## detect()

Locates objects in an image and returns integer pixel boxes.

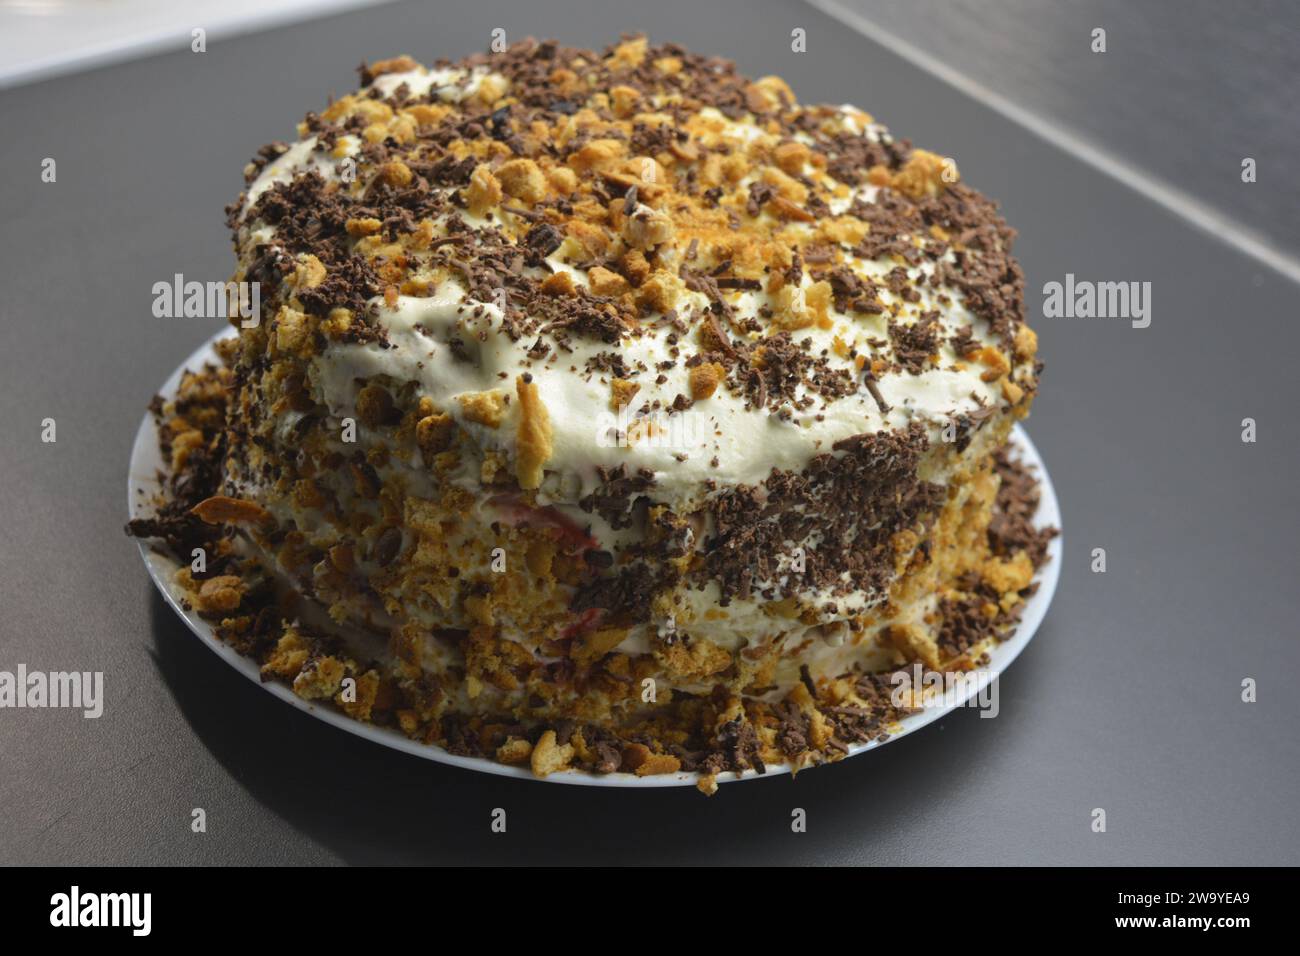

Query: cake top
[229,36,1036,515]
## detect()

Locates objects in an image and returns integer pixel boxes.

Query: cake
[129,36,1052,790]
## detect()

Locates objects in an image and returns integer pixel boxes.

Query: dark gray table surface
[820,0,1300,263]
[2,0,1297,866]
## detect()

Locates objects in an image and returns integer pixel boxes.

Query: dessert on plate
[130,36,1053,790]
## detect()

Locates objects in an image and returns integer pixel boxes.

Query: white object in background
[0,0,398,89]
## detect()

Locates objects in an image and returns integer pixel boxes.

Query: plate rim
[129,330,1062,789]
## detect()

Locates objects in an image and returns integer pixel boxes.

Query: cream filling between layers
[307,272,1005,513]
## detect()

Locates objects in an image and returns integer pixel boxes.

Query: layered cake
[130,37,1052,789]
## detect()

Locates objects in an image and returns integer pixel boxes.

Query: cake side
[130,360,1052,786]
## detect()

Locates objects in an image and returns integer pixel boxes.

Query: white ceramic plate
[130,331,1062,788]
